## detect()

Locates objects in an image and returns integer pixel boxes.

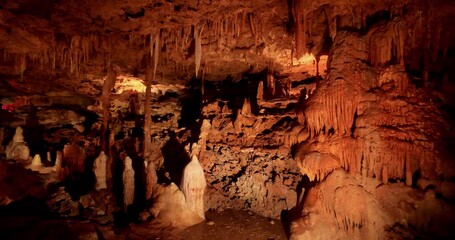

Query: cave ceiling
[0,0,454,95]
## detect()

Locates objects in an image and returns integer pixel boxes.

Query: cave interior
[0,0,455,239]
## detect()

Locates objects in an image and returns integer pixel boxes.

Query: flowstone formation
[287,0,455,239]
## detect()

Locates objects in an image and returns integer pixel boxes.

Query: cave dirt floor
[0,208,287,240]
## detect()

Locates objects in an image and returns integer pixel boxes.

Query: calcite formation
[146,161,158,200]
[30,154,43,170]
[123,156,135,210]
[149,183,198,228]
[180,155,206,221]
[5,127,30,162]
[93,151,107,191]
[53,150,62,173]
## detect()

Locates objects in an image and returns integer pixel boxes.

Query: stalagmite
[180,155,206,221]
[146,162,158,200]
[241,98,252,116]
[54,150,62,172]
[5,126,30,162]
[234,108,243,132]
[123,156,135,210]
[93,151,107,191]
[267,72,275,96]
[31,154,42,167]
[30,154,43,170]
[257,81,264,100]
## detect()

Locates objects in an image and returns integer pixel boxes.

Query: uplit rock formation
[5,127,30,162]
[30,154,42,170]
[146,161,158,200]
[122,156,135,210]
[180,155,206,221]
[53,151,62,173]
[149,183,197,228]
[93,151,107,191]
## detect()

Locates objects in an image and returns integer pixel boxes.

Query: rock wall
[289,2,455,238]
[198,95,303,218]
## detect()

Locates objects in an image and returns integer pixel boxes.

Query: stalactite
[143,67,153,159]
[368,20,405,66]
[153,31,160,81]
[293,0,306,58]
[251,13,258,45]
[297,125,439,184]
[194,25,203,78]
[304,79,359,136]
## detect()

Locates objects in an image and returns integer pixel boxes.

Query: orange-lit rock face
[0,0,454,239]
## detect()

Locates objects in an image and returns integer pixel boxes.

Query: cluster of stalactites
[128,10,262,76]
[4,34,106,78]
[304,79,359,137]
[296,134,438,185]
[368,20,405,66]
[291,0,413,59]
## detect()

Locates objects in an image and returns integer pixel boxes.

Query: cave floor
[178,210,286,240]
[0,209,287,240]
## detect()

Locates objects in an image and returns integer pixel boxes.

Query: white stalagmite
[180,155,206,220]
[123,156,135,210]
[5,126,30,162]
[13,126,24,142]
[93,151,107,191]
[146,161,158,200]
